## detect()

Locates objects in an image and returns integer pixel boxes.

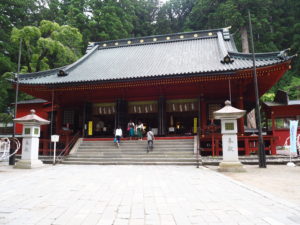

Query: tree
[88,0,135,41]
[131,0,159,37]
[10,20,83,73]
[156,0,196,34]
[186,0,273,53]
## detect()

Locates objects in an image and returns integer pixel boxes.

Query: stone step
[61,161,197,165]
[83,138,194,143]
[62,138,195,165]
[67,154,194,159]
[79,144,194,148]
[77,149,193,153]
[80,142,193,146]
[79,145,193,148]
[70,152,194,157]
[64,157,195,162]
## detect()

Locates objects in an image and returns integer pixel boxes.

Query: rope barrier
[0,138,20,161]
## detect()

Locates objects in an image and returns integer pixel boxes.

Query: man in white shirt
[115,126,122,147]
[147,128,154,152]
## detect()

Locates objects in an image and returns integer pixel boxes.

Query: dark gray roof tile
[17,29,292,86]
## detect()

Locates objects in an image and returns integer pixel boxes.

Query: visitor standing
[127,120,135,140]
[115,126,122,147]
[147,128,154,152]
[137,121,144,140]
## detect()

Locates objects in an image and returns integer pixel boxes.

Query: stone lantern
[213,100,246,172]
[13,109,50,169]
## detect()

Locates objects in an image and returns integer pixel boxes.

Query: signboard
[51,135,60,142]
[166,99,198,112]
[225,122,234,131]
[88,121,93,136]
[93,103,116,115]
[193,117,197,134]
[290,120,298,153]
[128,101,157,114]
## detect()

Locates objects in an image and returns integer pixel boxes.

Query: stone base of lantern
[14,159,44,169]
[218,161,246,172]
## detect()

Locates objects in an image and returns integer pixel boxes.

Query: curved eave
[17,59,291,88]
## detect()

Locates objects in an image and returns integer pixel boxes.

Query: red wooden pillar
[200,98,206,135]
[271,111,276,155]
[270,138,276,155]
[56,107,63,134]
[244,137,250,155]
[271,112,275,133]
[237,96,245,134]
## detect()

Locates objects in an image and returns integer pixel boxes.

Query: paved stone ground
[0,164,300,225]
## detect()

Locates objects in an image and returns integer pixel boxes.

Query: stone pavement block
[145,214,160,224]
[96,219,115,225]
[65,213,88,225]
[189,215,208,225]
[117,213,130,219]
[262,217,287,225]
[81,213,102,225]
[160,215,176,225]
[129,218,144,225]
[113,218,129,225]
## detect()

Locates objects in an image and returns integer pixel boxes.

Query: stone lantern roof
[213,100,246,119]
[13,109,50,125]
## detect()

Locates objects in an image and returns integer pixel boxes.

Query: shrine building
[13,28,294,155]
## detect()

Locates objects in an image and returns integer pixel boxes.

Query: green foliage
[10,20,82,73]
[155,0,195,34]
[0,72,13,113]
[0,19,83,115]
[0,113,12,126]
[260,93,275,102]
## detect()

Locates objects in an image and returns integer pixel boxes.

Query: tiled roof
[12,99,47,105]
[264,100,300,107]
[17,28,293,85]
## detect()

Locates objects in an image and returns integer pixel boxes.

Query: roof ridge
[95,28,224,44]
[97,35,216,51]
[92,29,225,49]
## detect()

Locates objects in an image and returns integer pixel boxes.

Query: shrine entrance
[127,101,159,135]
[91,102,116,137]
[88,98,202,137]
[165,99,199,136]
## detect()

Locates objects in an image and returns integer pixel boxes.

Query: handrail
[55,131,80,164]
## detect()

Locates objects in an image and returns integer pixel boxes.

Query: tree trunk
[36,49,48,72]
[240,26,249,53]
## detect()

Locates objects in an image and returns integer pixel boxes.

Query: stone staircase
[61,138,196,165]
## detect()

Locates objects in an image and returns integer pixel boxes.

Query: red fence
[200,135,276,156]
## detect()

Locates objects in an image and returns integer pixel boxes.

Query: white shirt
[147,131,154,141]
[115,128,122,136]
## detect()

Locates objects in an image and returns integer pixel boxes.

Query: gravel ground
[207,164,300,205]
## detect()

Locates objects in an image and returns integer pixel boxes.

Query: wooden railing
[55,131,81,163]
[0,127,13,135]
[200,134,276,156]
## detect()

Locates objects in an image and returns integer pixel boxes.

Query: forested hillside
[0,0,299,120]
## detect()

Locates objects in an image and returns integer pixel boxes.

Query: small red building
[263,90,300,151]
[12,28,294,155]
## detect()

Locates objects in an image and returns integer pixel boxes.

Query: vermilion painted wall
[15,103,49,135]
